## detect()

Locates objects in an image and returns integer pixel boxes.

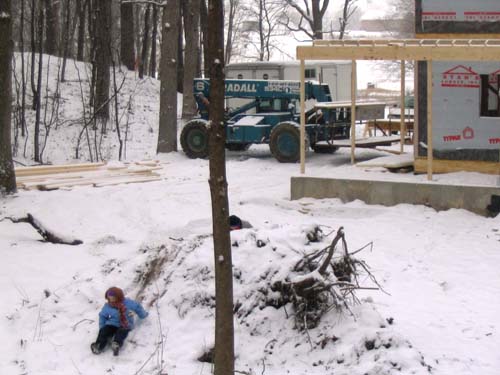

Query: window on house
[305,68,316,79]
[480,74,500,117]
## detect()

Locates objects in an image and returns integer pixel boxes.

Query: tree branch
[318,227,343,275]
[285,0,313,24]
[319,0,329,17]
[2,214,83,245]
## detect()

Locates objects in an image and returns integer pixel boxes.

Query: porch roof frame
[296,39,500,180]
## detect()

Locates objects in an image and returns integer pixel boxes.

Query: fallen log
[3,214,83,245]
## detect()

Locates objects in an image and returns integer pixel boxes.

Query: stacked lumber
[15,161,162,191]
[356,154,414,171]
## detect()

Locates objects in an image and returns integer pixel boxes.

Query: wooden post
[400,60,406,153]
[350,60,357,164]
[414,60,419,159]
[427,61,433,181]
[300,59,306,174]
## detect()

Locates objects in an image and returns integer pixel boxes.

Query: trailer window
[480,74,500,117]
[305,69,316,79]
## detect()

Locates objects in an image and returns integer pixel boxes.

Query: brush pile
[272,227,382,330]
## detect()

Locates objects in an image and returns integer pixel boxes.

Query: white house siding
[432,61,500,151]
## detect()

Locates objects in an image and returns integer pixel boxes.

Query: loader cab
[257,98,291,113]
[311,83,333,102]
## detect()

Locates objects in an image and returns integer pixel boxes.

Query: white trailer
[225,61,352,101]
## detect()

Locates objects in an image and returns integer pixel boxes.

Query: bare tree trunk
[157,2,179,153]
[92,0,111,128]
[311,0,328,40]
[76,0,86,61]
[30,0,37,109]
[224,0,236,65]
[258,0,264,61]
[338,0,357,40]
[86,0,93,61]
[182,0,199,119]
[149,4,158,77]
[284,0,329,40]
[34,5,44,162]
[250,0,283,62]
[111,59,124,160]
[139,4,151,79]
[120,1,135,70]
[43,0,60,55]
[60,0,73,82]
[0,0,17,193]
[19,0,27,137]
[199,0,209,76]
[177,9,184,93]
[207,0,235,374]
[133,4,141,69]
[67,1,80,59]
[263,0,273,61]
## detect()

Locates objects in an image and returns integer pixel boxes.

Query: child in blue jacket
[91,287,148,356]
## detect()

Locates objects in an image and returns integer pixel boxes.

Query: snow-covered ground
[2,150,500,375]
[1,55,500,375]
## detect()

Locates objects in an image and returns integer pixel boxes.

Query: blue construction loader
[180,78,352,162]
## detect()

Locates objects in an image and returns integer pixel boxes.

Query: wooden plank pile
[15,161,163,191]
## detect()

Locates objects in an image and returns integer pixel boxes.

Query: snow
[1,54,500,375]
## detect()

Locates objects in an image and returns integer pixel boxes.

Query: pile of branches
[272,227,382,331]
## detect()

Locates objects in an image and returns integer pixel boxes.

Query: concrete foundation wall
[291,177,500,216]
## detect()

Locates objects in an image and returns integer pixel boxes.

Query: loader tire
[269,122,308,163]
[181,120,209,159]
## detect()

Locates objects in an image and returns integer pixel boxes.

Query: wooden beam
[414,158,500,175]
[295,38,500,174]
[134,160,160,166]
[16,166,159,185]
[414,61,419,158]
[312,39,500,46]
[427,62,433,181]
[333,135,408,148]
[300,59,306,174]
[17,170,158,189]
[24,173,161,190]
[297,40,500,61]
[95,176,162,187]
[15,162,106,177]
[351,60,357,164]
[416,33,500,40]
[400,60,405,154]
[16,161,163,190]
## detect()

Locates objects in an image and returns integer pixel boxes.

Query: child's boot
[111,341,120,356]
[90,342,101,354]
